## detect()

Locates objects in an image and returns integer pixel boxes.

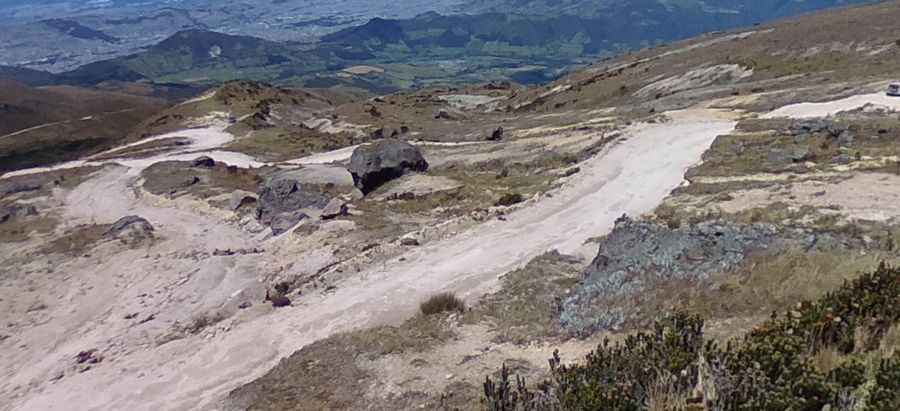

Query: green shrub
[482,263,900,410]
[420,292,466,316]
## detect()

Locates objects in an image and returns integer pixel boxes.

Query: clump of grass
[495,193,525,207]
[420,292,466,316]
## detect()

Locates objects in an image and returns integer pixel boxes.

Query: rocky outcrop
[320,198,348,220]
[0,203,38,224]
[256,171,330,235]
[348,139,429,194]
[229,190,258,211]
[106,216,154,243]
[192,156,216,168]
[559,215,855,335]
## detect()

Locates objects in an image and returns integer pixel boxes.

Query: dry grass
[0,215,58,243]
[420,292,465,316]
[39,223,109,255]
[674,248,895,321]
[646,372,690,411]
[228,314,454,411]
[463,251,582,344]
[811,346,848,375]
[183,310,228,335]
[224,126,360,163]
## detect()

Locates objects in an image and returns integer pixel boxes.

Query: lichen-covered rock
[559,215,854,335]
[106,216,154,243]
[256,173,328,235]
[348,139,429,194]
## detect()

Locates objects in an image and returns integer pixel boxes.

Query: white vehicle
[888,82,900,97]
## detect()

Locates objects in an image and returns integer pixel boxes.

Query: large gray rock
[348,139,429,194]
[106,216,154,243]
[256,171,330,235]
[559,215,859,336]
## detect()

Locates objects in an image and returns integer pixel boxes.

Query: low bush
[483,263,900,410]
[421,292,466,316]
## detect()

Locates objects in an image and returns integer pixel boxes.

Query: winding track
[4,109,737,411]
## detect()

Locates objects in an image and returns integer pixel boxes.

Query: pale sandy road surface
[2,108,737,411]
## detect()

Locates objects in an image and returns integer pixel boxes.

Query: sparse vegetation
[495,193,525,207]
[484,263,900,411]
[420,292,466,316]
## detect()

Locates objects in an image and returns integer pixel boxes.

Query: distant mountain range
[0,0,881,92]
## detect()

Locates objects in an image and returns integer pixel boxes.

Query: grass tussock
[420,292,466,316]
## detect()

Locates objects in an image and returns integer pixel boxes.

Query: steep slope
[0,65,61,86]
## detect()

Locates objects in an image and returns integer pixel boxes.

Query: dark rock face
[560,215,855,335]
[348,139,428,194]
[192,156,216,168]
[487,126,504,141]
[256,173,329,235]
[0,204,38,224]
[106,216,154,243]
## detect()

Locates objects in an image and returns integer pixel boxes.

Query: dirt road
[3,109,736,411]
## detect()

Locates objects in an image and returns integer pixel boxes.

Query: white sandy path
[10,110,735,411]
[763,92,900,119]
[1,122,262,178]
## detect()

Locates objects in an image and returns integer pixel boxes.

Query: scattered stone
[320,198,348,220]
[400,235,420,246]
[270,212,309,236]
[832,154,851,165]
[562,167,581,177]
[75,349,102,365]
[788,119,846,138]
[348,139,429,194]
[266,290,291,308]
[434,108,463,120]
[487,126,504,141]
[837,131,855,146]
[26,302,47,313]
[228,190,258,211]
[495,193,525,207]
[192,156,216,168]
[212,248,264,256]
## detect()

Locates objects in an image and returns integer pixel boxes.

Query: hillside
[4,1,900,411]
[0,81,170,172]
[25,0,879,93]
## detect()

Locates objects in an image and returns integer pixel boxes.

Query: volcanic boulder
[106,216,154,243]
[348,139,428,194]
[256,172,330,235]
